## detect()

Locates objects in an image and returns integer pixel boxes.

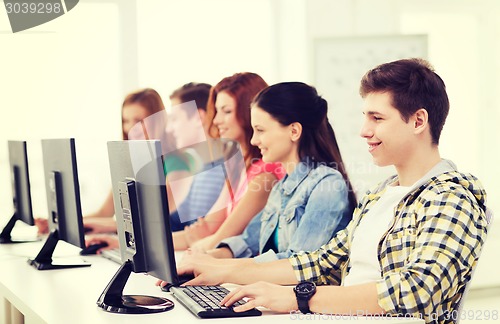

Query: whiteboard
[313,35,427,196]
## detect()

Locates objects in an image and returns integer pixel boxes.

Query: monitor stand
[97,260,174,314]
[0,213,37,244]
[27,229,90,270]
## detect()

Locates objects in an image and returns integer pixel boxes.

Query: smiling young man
[173,58,489,324]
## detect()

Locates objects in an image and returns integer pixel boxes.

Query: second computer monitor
[28,138,89,270]
[42,138,86,248]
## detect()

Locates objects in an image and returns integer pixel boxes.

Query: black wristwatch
[294,281,316,314]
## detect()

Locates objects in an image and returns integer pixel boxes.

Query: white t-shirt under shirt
[342,184,412,286]
[342,159,458,287]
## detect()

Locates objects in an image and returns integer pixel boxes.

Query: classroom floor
[460,287,500,323]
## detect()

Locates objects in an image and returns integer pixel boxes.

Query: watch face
[295,282,316,295]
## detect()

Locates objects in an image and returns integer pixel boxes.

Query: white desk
[0,240,424,324]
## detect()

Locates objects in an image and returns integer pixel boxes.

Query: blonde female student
[173,73,285,250]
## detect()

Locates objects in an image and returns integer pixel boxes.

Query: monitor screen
[0,141,35,243]
[108,139,176,280]
[42,138,86,248]
[9,140,34,226]
[98,139,243,314]
[97,140,176,314]
[106,138,243,280]
[99,139,261,318]
[28,138,89,270]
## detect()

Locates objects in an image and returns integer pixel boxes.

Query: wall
[0,0,275,220]
[0,1,126,220]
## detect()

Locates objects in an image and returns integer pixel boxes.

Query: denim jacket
[218,160,353,262]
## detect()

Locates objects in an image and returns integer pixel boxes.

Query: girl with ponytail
[197,82,355,262]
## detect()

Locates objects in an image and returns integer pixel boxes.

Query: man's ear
[413,108,428,135]
[290,122,303,142]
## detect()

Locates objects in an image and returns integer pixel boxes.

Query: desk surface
[0,239,424,324]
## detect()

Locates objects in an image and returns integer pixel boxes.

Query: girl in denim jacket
[207,82,357,262]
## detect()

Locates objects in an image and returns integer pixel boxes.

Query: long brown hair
[205,73,268,165]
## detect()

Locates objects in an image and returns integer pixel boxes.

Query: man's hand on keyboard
[221,281,297,313]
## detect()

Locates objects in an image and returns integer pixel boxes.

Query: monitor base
[97,260,174,314]
[1,237,36,244]
[28,229,90,270]
[0,212,36,244]
[98,295,174,314]
[0,236,40,244]
[27,258,90,270]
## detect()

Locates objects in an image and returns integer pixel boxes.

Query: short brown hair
[359,58,449,145]
[169,82,212,117]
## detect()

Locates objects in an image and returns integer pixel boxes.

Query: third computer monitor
[107,139,176,280]
[0,140,35,243]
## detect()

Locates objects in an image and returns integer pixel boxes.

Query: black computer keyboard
[170,285,262,318]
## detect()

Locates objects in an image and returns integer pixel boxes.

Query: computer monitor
[28,138,90,270]
[98,140,259,318]
[0,141,35,244]
[97,140,176,314]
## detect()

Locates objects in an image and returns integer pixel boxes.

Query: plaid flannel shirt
[289,171,488,324]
